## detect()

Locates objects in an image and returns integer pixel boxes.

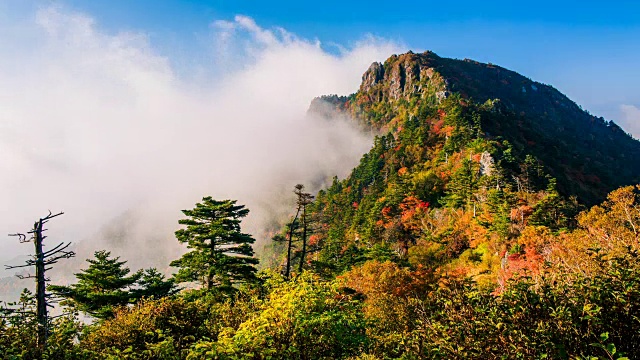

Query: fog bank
[0,6,402,274]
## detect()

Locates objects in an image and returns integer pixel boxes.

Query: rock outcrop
[359,51,447,102]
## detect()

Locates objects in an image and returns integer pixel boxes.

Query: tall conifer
[170,197,258,291]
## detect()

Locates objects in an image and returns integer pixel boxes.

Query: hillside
[310,51,640,206]
[303,51,640,283]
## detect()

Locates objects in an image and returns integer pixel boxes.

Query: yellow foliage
[549,184,640,274]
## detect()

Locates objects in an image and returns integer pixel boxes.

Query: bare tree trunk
[33,219,47,352]
[293,184,314,276]
[298,206,307,274]
[285,209,300,279]
[7,211,74,358]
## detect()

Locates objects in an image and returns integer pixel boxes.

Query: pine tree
[170,197,259,292]
[131,268,178,300]
[445,158,479,208]
[50,250,142,320]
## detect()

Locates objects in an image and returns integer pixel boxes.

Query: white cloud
[0,5,401,278]
[620,104,640,139]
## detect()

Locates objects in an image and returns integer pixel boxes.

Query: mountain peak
[360,51,448,102]
[358,51,581,121]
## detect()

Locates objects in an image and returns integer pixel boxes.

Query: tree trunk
[208,238,215,289]
[34,219,47,354]
[298,206,307,274]
[285,209,300,279]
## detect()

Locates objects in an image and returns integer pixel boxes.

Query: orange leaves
[400,195,429,211]
[510,205,533,224]
[399,196,430,233]
[377,196,431,235]
[544,184,640,275]
[381,206,393,218]
[518,226,554,254]
[432,118,445,134]
[308,234,320,247]
[378,206,394,230]
[340,260,431,301]
[441,125,455,137]
[578,184,640,250]
[398,167,409,176]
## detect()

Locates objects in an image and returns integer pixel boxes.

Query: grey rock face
[361,62,384,92]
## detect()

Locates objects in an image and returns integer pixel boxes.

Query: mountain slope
[311,51,640,206]
[303,51,640,280]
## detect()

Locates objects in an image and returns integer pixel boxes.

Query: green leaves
[588,333,629,360]
[189,273,369,359]
[50,250,142,320]
[171,197,259,292]
[50,251,175,320]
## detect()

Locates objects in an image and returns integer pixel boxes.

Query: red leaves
[308,234,320,247]
[400,196,429,213]
[497,245,544,292]
[432,118,444,134]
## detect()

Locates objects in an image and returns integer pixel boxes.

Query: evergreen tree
[132,268,178,300]
[529,179,581,230]
[0,289,39,358]
[170,197,259,292]
[444,158,479,208]
[50,250,142,320]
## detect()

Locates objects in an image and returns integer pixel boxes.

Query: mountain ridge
[310,50,640,206]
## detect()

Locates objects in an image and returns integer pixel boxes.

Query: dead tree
[295,184,314,274]
[6,211,75,354]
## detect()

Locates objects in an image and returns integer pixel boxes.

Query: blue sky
[52,0,640,122]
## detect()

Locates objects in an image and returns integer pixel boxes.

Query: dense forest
[2,51,640,359]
